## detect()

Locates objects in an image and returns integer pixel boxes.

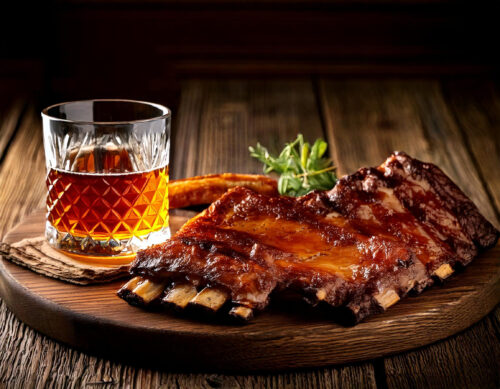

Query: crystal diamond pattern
[46,167,169,244]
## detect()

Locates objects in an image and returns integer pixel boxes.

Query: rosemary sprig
[249,134,337,197]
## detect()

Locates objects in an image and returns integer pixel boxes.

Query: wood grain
[172,79,325,178]
[383,315,500,389]
[1,210,499,372]
[443,80,500,220]
[0,99,24,162]
[0,106,46,239]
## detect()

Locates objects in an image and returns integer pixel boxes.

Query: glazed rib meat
[118,152,499,323]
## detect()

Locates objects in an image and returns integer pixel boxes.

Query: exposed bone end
[188,287,229,313]
[119,276,144,292]
[117,276,167,306]
[316,288,327,301]
[229,306,254,322]
[374,289,400,310]
[132,279,168,304]
[162,283,198,310]
[117,276,146,305]
[433,263,454,280]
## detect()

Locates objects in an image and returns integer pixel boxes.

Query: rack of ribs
[118,152,499,323]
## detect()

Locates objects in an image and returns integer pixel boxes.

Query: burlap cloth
[0,237,129,285]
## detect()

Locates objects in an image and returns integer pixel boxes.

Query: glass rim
[41,99,171,125]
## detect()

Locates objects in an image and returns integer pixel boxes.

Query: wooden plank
[0,105,49,387]
[442,80,500,222]
[319,80,431,174]
[172,79,325,179]
[383,315,500,388]
[319,78,500,389]
[0,106,46,239]
[0,99,24,162]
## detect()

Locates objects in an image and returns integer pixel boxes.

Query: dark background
[1,0,499,111]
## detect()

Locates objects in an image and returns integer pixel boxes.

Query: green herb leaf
[249,134,337,196]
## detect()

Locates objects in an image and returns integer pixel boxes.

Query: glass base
[45,221,171,260]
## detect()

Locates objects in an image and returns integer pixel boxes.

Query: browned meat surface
[168,173,278,209]
[119,152,499,323]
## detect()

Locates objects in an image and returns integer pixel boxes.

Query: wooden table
[0,79,499,388]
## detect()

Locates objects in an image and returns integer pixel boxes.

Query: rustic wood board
[0,209,499,372]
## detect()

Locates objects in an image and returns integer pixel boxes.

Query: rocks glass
[42,99,171,262]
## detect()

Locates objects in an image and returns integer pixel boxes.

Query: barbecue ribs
[118,152,499,323]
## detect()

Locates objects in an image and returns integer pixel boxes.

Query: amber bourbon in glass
[42,100,171,261]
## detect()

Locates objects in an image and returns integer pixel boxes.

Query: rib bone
[229,306,254,321]
[117,276,145,304]
[433,263,454,280]
[188,287,229,313]
[316,288,327,301]
[117,277,167,306]
[374,289,400,310]
[131,279,168,304]
[120,276,144,291]
[162,283,198,309]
